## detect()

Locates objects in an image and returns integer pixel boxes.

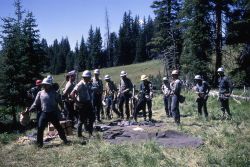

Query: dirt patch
[102,121,203,148]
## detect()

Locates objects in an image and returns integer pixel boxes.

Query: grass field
[0,60,250,167]
[53,60,164,88]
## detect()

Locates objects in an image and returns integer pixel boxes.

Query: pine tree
[78,36,88,71]
[180,0,212,80]
[92,27,103,68]
[109,32,119,66]
[150,0,182,76]
[87,26,94,69]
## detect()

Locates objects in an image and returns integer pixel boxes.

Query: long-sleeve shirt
[218,76,233,95]
[119,77,133,93]
[29,89,60,113]
[104,81,118,97]
[196,81,210,94]
[140,81,152,96]
[170,79,182,96]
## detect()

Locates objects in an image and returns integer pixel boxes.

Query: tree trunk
[214,1,222,86]
[11,106,18,130]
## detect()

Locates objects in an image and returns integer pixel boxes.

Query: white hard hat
[42,77,53,85]
[171,70,179,75]
[46,75,54,81]
[82,70,91,78]
[67,70,76,76]
[217,67,224,72]
[163,77,168,81]
[141,74,148,81]
[94,69,100,74]
[120,71,127,77]
[194,75,202,80]
[104,75,111,80]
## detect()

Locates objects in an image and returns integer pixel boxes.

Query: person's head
[171,70,179,80]
[67,70,76,82]
[94,69,100,79]
[162,77,168,84]
[104,75,111,82]
[217,67,224,77]
[141,74,148,83]
[120,71,127,78]
[41,77,53,92]
[82,70,92,83]
[35,80,42,87]
[194,75,202,84]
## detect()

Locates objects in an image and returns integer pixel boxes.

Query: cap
[163,77,168,81]
[104,75,111,80]
[36,80,42,86]
[217,67,224,72]
[94,69,100,74]
[171,70,179,75]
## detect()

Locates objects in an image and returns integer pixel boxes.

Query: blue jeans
[164,96,172,117]
[171,95,180,123]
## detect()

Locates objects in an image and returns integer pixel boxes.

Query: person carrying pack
[161,77,172,117]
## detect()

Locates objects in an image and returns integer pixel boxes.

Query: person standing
[104,75,120,119]
[92,69,103,122]
[170,70,182,125]
[134,75,153,122]
[27,80,42,122]
[194,75,210,118]
[161,77,172,117]
[217,67,233,119]
[118,71,133,120]
[28,76,69,147]
[63,70,77,127]
[71,70,95,137]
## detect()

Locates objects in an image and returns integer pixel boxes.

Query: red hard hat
[36,80,42,86]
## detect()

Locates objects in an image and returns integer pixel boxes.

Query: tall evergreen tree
[92,27,103,68]
[180,0,212,80]
[78,36,88,71]
[150,0,182,75]
[109,32,119,66]
[87,26,94,69]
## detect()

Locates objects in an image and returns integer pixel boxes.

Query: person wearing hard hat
[104,75,120,119]
[170,70,182,125]
[194,75,210,118]
[28,76,69,147]
[70,70,95,138]
[217,67,233,119]
[63,70,77,127]
[134,75,153,122]
[161,77,172,117]
[118,71,133,120]
[91,69,103,122]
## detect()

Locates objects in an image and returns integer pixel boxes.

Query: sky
[0,0,155,49]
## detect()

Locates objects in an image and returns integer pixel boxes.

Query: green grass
[53,60,164,88]
[1,60,250,167]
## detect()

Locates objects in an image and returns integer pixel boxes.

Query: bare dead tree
[105,8,111,67]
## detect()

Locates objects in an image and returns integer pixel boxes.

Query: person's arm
[29,91,41,112]
[70,82,80,102]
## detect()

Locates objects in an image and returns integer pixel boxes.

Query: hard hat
[67,70,76,76]
[94,69,100,74]
[194,75,202,80]
[163,77,168,81]
[217,67,224,72]
[141,74,148,81]
[120,71,127,77]
[171,70,179,75]
[36,80,42,86]
[104,75,111,80]
[82,70,91,78]
[42,77,53,85]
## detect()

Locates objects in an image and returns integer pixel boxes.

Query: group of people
[26,66,233,147]
[161,67,233,123]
